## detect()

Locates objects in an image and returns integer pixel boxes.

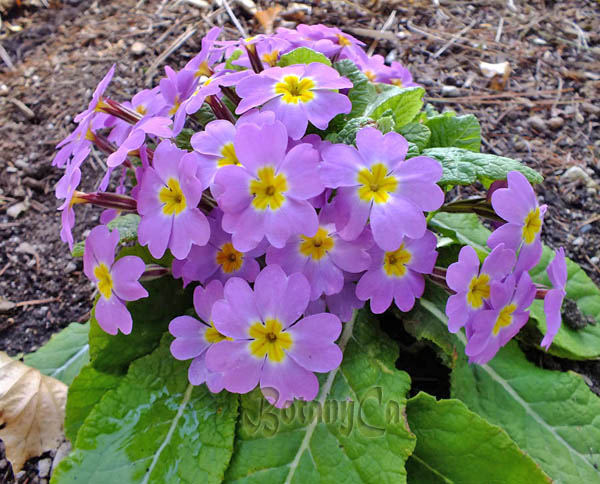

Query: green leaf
[406,392,551,484]
[365,86,425,128]
[278,47,332,67]
[52,336,239,484]
[64,364,123,442]
[225,49,244,71]
[430,212,600,359]
[409,292,600,484]
[396,122,431,151]
[24,322,89,385]
[335,116,374,145]
[224,311,416,483]
[377,114,395,134]
[422,147,543,188]
[89,277,192,374]
[425,112,481,152]
[71,214,141,257]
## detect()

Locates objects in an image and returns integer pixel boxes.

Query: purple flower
[466,272,536,364]
[205,265,342,408]
[183,70,250,116]
[169,280,228,392]
[213,120,322,252]
[159,66,197,135]
[306,276,364,323]
[235,64,352,139]
[488,171,547,271]
[445,244,516,333]
[184,26,223,77]
[321,126,444,250]
[83,225,148,335]
[266,215,372,300]
[73,64,115,124]
[177,211,263,285]
[356,230,438,313]
[137,140,210,259]
[541,247,567,350]
[351,49,418,88]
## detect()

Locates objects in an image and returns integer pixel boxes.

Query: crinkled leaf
[327,59,375,132]
[377,114,395,134]
[406,392,551,483]
[407,142,420,158]
[225,49,244,71]
[89,277,192,374]
[397,122,431,151]
[64,364,123,443]
[365,86,425,128]
[335,116,374,145]
[224,310,416,483]
[24,322,89,385]
[71,214,141,257]
[406,290,600,484]
[423,147,543,188]
[194,102,218,127]
[430,212,600,359]
[425,112,481,152]
[174,127,194,151]
[278,47,332,67]
[0,352,67,472]
[51,336,239,484]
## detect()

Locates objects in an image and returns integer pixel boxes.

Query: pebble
[527,115,546,131]
[548,116,565,129]
[561,166,596,187]
[38,457,52,478]
[581,102,600,116]
[131,41,147,55]
[65,262,77,274]
[573,236,584,246]
[591,256,599,265]
[441,85,460,97]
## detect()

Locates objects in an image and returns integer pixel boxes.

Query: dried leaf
[255,5,282,34]
[0,352,67,472]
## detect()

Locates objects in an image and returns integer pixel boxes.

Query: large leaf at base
[423,147,543,187]
[89,277,192,374]
[429,212,600,359]
[405,392,550,483]
[0,353,67,472]
[51,336,239,484]
[405,289,600,484]
[64,364,123,442]
[365,86,425,128]
[224,311,416,483]
[278,47,331,67]
[424,112,481,152]
[24,322,89,385]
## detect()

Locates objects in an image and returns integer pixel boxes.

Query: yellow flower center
[94,263,113,300]
[195,60,212,78]
[159,178,187,216]
[262,50,280,67]
[135,105,147,116]
[357,163,398,204]
[336,34,352,47]
[383,244,412,277]
[390,78,404,87]
[274,75,315,104]
[299,227,335,260]
[364,70,376,82]
[522,207,542,245]
[205,321,231,344]
[492,304,517,336]
[466,273,491,309]
[168,96,181,116]
[218,142,239,167]
[249,319,293,363]
[215,242,244,273]
[249,166,288,211]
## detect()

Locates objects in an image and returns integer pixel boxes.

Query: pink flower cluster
[54,24,564,406]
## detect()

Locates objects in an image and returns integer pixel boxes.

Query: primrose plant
[42,23,600,484]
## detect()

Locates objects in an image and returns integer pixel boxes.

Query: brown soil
[0,0,598,481]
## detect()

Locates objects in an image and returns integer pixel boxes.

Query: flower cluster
[54,24,565,407]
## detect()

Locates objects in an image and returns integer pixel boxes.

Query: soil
[0,0,598,481]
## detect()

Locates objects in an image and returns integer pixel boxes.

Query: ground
[0,0,598,482]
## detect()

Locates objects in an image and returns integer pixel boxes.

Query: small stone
[532,37,547,45]
[441,85,460,97]
[591,256,599,265]
[572,236,584,246]
[65,261,77,273]
[527,115,546,131]
[131,41,147,55]
[548,116,564,129]
[16,242,37,256]
[581,102,600,116]
[38,458,52,478]
[7,200,30,218]
[575,112,584,124]
[561,166,596,187]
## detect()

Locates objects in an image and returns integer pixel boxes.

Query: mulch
[0,0,598,481]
